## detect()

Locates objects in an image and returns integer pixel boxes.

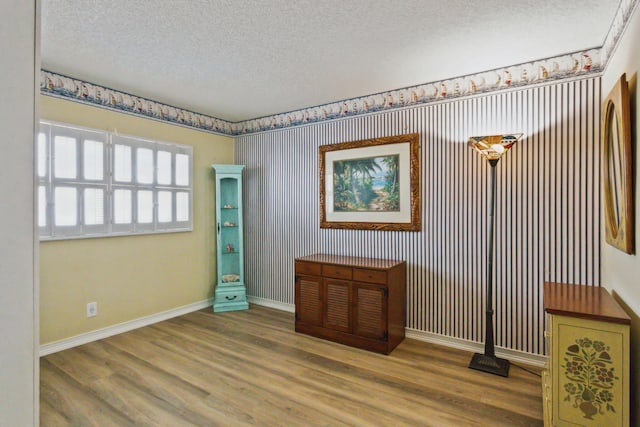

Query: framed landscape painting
[319,133,420,231]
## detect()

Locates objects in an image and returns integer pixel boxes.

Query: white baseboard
[39,298,213,356]
[40,295,546,368]
[405,328,547,367]
[248,295,295,313]
[248,298,546,367]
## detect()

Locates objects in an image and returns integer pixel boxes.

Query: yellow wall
[601,6,640,425]
[39,96,234,344]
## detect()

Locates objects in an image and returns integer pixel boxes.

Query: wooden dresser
[294,254,406,354]
[543,282,630,427]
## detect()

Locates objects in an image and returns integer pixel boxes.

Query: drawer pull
[225,295,237,301]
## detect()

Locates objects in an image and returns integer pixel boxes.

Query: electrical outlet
[86,302,97,318]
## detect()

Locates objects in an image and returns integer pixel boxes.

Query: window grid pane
[175,153,189,186]
[84,188,105,225]
[114,144,132,182]
[114,189,132,224]
[38,133,47,178]
[136,147,154,184]
[54,187,77,226]
[54,136,77,179]
[84,140,104,180]
[157,151,172,185]
[176,192,189,222]
[38,186,47,227]
[137,190,153,224]
[158,191,172,223]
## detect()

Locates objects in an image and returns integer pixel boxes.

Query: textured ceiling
[41,0,620,122]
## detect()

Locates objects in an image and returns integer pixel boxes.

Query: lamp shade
[468,134,523,160]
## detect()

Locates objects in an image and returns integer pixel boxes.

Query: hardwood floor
[40,305,543,426]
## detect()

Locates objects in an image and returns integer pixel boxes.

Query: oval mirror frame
[602,73,634,254]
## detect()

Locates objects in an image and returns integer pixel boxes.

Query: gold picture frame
[319,133,420,231]
[602,73,634,254]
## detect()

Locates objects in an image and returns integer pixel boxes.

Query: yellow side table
[543,282,630,427]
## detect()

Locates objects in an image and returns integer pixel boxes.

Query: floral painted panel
[556,323,626,427]
[562,338,618,420]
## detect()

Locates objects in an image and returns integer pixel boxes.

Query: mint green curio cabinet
[212,164,248,312]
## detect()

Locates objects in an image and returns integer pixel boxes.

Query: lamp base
[468,353,510,377]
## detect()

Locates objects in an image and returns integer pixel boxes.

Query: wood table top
[296,253,405,269]
[543,282,630,324]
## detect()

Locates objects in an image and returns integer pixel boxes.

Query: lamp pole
[485,158,498,358]
[468,157,510,377]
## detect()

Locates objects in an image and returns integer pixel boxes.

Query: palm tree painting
[333,155,400,212]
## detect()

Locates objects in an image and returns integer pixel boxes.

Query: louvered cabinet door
[323,279,352,333]
[353,283,387,340]
[295,275,322,326]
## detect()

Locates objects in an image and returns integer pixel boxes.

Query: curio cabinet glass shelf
[212,164,248,312]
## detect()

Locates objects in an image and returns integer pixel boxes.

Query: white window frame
[38,120,193,240]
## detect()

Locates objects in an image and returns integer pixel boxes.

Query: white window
[38,121,193,240]
[41,124,107,237]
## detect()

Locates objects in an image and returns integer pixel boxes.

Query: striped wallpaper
[235,77,601,355]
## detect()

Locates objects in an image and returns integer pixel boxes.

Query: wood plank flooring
[40,305,543,426]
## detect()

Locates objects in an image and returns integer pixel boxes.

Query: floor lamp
[468,134,523,377]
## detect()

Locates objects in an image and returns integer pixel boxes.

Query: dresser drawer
[295,261,321,276]
[322,264,352,280]
[215,286,247,304]
[353,268,387,284]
